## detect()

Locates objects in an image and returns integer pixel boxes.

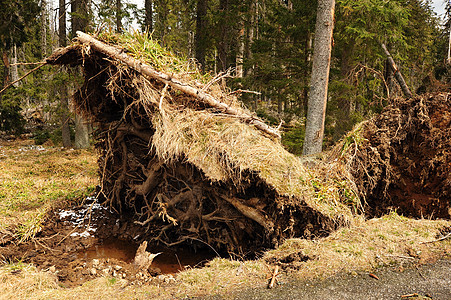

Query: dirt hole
[0,198,217,287]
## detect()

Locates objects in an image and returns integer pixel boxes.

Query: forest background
[0,0,450,154]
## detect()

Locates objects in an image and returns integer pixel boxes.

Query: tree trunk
[195,0,207,70]
[116,0,122,33]
[10,45,19,87]
[59,0,71,148]
[448,21,451,64]
[41,0,47,57]
[303,0,335,155]
[71,0,90,148]
[236,24,245,78]
[245,0,256,77]
[217,0,229,72]
[2,51,10,88]
[74,114,89,149]
[144,0,153,32]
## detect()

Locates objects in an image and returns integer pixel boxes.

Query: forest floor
[0,138,450,299]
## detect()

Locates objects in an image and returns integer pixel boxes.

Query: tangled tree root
[343,93,450,218]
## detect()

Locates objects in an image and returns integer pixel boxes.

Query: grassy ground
[0,139,97,242]
[0,139,450,299]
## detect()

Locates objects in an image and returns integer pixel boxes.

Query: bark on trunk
[59,0,71,148]
[41,0,47,57]
[236,25,245,78]
[217,0,230,71]
[2,51,10,87]
[74,31,280,139]
[144,0,153,32]
[72,0,90,148]
[303,0,335,155]
[116,0,122,33]
[75,114,89,149]
[195,0,207,70]
[10,45,19,87]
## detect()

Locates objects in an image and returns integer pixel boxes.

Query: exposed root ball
[345,93,450,218]
[47,33,343,255]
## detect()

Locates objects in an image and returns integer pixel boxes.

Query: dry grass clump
[101,33,357,222]
[265,212,451,280]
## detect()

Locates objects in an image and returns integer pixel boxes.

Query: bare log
[75,31,281,139]
[381,43,413,98]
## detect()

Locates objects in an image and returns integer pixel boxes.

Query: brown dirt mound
[345,93,450,218]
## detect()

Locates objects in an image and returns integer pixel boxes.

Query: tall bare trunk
[2,51,10,88]
[448,26,451,64]
[59,0,72,148]
[195,0,207,70]
[41,0,47,57]
[71,0,90,148]
[10,45,19,87]
[236,25,245,78]
[74,114,89,148]
[245,0,256,77]
[303,0,335,155]
[144,0,153,32]
[217,0,229,72]
[116,0,122,32]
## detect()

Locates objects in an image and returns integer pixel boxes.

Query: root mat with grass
[47,31,351,254]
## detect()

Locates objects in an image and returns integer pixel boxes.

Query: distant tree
[116,0,122,32]
[59,0,72,147]
[303,0,335,155]
[0,0,40,134]
[144,0,153,32]
[72,0,90,149]
[446,0,451,63]
[195,0,208,70]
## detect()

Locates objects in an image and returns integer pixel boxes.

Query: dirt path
[212,259,451,300]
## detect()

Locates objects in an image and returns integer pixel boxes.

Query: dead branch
[267,265,279,289]
[381,43,412,98]
[0,62,47,95]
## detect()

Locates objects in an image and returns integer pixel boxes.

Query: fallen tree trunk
[76,31,280,139]
[381,43,413,98]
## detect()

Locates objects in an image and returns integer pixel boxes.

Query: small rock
[92,259,100,267]
[164,274,176,283]
[102,268,110,275]
[114,265,122,271]
[49,266,56,273]
[157,275,165,281]
[122,273,126,278]
[112,270,117,277]
[90,268,97,275]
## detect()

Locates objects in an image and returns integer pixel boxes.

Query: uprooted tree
[47,31,450,254]
[47,31,351,254]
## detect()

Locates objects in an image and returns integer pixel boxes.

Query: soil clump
[341,93,450,218]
